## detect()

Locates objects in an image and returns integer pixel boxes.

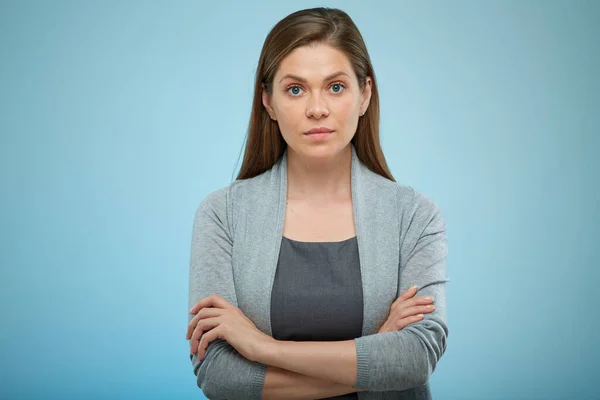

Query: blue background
[1,1,598,399]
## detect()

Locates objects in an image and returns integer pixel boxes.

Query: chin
[296,140,348,160]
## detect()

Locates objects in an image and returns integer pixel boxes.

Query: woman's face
[263,43,372,161]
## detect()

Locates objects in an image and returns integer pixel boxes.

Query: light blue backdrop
[1,1,598,399]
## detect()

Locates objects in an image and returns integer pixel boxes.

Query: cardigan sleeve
[353,188,449,391]
[187,187,268,400]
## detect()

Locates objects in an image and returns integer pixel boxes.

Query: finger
[189,293,233,314]
[189,293,222,314]
[198,326,221,360]
[390,285,418,309]
[395,296,433,309]
[414,295,434,304]
[396,304,435,320]
[191,317,220,353]
[394,314,424,330]
[396,296,434,311]
[187,308,222,340]
[399,285,418,299]
[190,317,220,354]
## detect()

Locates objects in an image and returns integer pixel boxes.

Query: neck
[286,145,352,202]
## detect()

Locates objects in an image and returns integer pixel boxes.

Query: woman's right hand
[377,285,435,333]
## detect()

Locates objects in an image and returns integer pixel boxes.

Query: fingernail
[411,285,418,290]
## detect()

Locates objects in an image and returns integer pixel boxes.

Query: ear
[262,84,276,120]
[360,76,372,115]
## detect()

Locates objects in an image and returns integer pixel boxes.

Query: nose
[305,91,329,119]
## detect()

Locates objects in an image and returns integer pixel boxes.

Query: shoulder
[192,186,230,234]
[395,184,442,217]
[393,183,446,238]
[193,167,276,225]
[360,165,442,218]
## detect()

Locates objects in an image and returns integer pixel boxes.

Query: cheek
[277,101,299,116]
[272,102,300,139]
[276,102,303,129]
[334,97,360,121]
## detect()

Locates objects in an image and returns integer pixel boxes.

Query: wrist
[254,336,281,365]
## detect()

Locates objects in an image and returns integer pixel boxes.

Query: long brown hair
[235,7,395,182]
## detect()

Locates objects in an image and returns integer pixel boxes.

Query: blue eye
[288,86,303,96]
[330,83,345,93]
[286,82,345,97]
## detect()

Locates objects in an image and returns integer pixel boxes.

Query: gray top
[271,235,363,400]
[188,144,450,400]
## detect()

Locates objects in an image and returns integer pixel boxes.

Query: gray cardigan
[188,144,450,400]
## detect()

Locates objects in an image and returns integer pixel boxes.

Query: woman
[186,7,449,400]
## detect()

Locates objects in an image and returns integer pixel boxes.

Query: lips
[305,127,334,135]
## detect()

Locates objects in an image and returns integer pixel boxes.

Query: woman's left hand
[186,294,276,362]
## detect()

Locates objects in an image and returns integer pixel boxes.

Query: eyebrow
[278,71,350,84]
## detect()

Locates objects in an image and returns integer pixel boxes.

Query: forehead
[275,44,354,81]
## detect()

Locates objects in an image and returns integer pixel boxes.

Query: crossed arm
[188,188,448,399]
[263,363,361,400]
[260,340,362,399]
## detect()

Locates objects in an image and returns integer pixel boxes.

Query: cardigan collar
[236,143,400,338]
